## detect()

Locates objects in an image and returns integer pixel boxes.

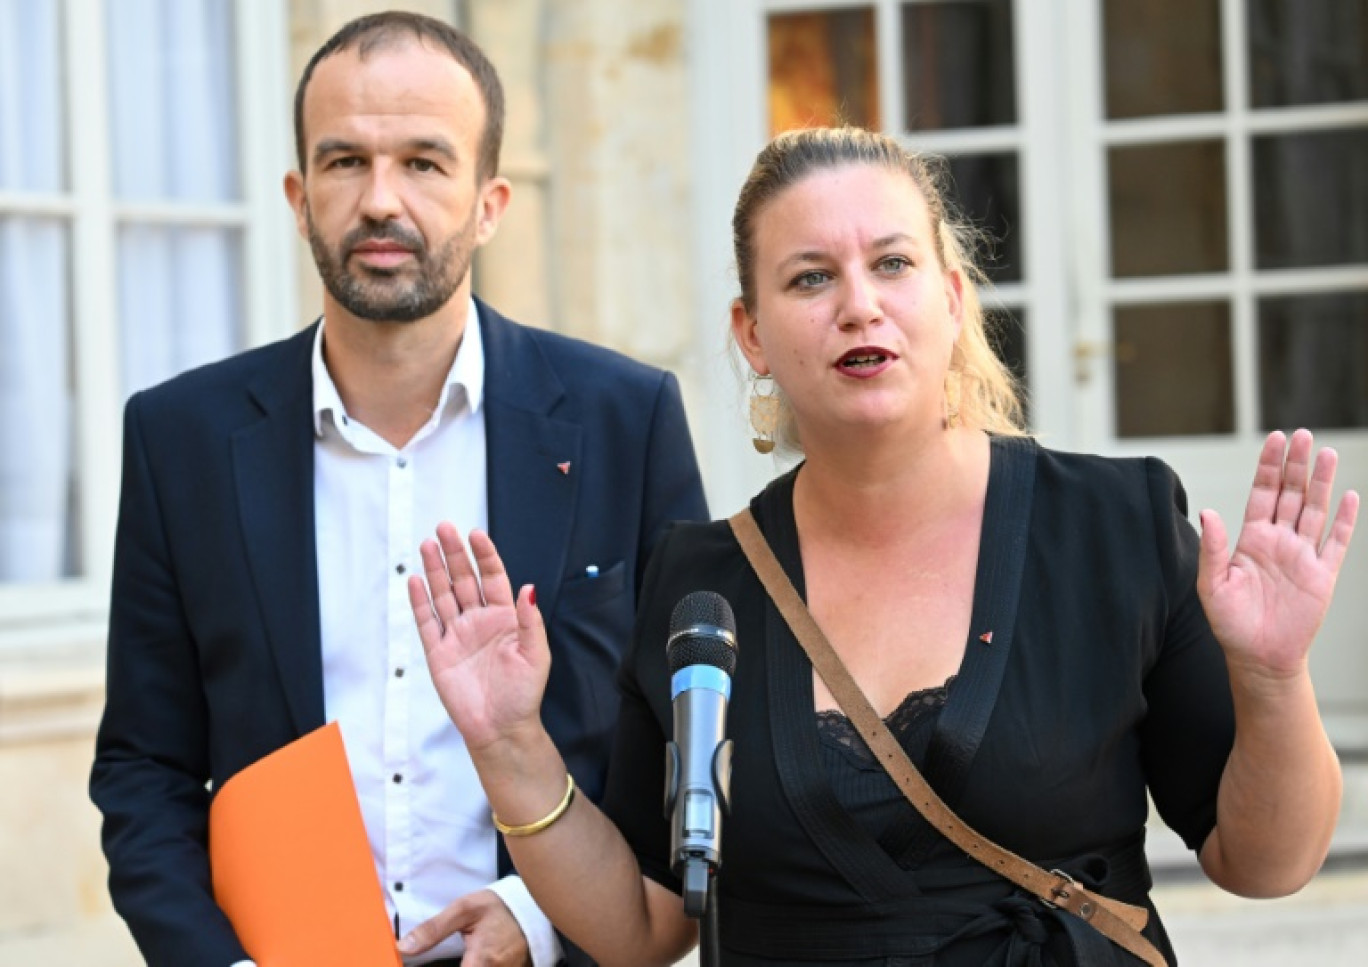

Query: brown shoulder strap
[728,507,1165,967]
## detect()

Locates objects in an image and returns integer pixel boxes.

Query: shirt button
[393,773,403,784]
[396,456,408,468]
[394,881,404,892]
[395,563,407,575]
[395,667,405,678]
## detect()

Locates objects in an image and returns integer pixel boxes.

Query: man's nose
[359,162,404,220]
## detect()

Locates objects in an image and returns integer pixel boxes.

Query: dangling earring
[943,357,964,430]
[749,374,780,454]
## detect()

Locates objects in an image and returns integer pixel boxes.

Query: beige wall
[539,0,695,369]
[0,652,141,964]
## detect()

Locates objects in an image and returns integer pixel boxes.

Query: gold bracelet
[492,773,576,837]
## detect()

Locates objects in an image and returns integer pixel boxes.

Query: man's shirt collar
[311,298,485,439]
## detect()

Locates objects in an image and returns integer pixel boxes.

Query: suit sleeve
[635,371,709,585]
[89,393,249,967]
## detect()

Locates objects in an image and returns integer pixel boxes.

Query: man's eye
[410,158,439,173]
[329,156,362,169]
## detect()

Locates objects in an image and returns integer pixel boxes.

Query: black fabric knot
[929,894,1057,967]
[995,895,1052,946]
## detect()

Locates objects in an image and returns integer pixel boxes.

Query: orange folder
[210,722,402,967]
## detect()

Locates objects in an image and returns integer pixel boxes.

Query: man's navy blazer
[90,300,709,966]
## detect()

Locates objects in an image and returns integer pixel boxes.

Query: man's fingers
[397,895,477,956]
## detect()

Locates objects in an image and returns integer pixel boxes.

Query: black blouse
[603,438,1236,965]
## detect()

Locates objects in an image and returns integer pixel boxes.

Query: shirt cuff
[230,962,257,967]
[487,874,564,967]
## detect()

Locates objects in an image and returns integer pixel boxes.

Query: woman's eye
[877,256,911,274]
[792,270,829,289]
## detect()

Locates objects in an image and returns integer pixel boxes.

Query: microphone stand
[683,857,721,967]
[701,866,721,967]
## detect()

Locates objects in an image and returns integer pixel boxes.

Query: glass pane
[107,0,239,201]
[1259,291,1368,430]
[0,0,65,192]
[768,7,879,135]
[1249,0,1368,108]
[1114,302,1234,438]
[1103,0,1223,119]
[1253,128,1368,270]
[119,226,243,398]
[947,153,1021,283]
[0,217,77,581]
[1109,141,1228,277]
[901,0,1015,130]
[985,308,1029,424]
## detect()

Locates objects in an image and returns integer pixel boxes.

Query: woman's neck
[793,426,991,550]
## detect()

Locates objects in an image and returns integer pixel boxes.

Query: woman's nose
[837,273,882,330]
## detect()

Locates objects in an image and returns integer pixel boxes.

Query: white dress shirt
[229,302,561,967]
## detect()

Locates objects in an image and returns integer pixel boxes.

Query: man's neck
[320,294,470,449]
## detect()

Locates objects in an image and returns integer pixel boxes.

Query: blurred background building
[0,0,1365,961]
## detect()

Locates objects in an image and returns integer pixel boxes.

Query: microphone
[663,591,737,918]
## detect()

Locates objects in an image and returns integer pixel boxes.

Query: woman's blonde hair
[732,126,1026,442]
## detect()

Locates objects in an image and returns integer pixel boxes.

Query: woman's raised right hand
[407,523,551,756]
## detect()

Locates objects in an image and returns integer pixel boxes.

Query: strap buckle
[1042,869,1076,908]
[1043,869,1098,920]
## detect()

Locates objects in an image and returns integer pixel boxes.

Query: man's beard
[306,207,475,323]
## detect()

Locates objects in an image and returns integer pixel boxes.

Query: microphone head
[667,591,738,676]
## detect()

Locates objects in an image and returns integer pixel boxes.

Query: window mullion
[875,0,903,134]
[235,0,296,348]
[65,0,119,607]
[1222,0,1257,439]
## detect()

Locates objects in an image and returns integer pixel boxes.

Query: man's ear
[730,299,768,376]
[474,176,513,246]
[283,170,308,240]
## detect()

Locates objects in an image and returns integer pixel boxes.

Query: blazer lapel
[232,326,325,736]
[479,302,581,621]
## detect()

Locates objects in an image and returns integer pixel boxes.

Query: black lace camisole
[815,676,956,869]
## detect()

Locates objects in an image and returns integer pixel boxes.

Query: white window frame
[1064,0,1368,457]
[0,0,297,647]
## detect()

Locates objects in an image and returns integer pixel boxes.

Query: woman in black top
[403,127,1358,966]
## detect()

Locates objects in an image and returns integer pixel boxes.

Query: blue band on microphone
[671,665,732,701]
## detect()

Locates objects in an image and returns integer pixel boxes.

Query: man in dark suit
[89,12,707,967]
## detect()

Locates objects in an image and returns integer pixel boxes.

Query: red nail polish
[528,586,537,607]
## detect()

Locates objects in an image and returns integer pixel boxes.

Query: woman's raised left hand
[1197,429,1359,681]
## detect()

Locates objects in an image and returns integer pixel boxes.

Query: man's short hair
[293,11,505,181]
